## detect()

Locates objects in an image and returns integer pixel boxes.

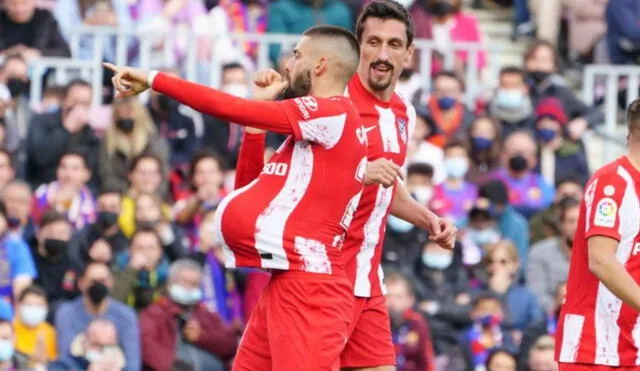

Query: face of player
[282,37,314,99]
[358,17,414,95]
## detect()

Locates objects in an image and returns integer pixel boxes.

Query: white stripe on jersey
[376,106,400,154]
[354,184,394,297]
[216,178,259,268]
[299,114,347,149]
[254,141,314,270]
[594,166,640,365]
[559,314,585,362]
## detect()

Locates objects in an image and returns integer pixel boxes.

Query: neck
[627,143,640,169]
[356,71,395,102]
[435,14,454,24]
[507,169,526,179]
[562,240,571,257]
[310,79,347,99]
[84,297,108,315]
[446,178,463,188]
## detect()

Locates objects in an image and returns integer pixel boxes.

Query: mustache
[371,61,394,70]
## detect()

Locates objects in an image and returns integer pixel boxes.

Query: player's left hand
[183,319,201,342]
[252,68,288,101]
[426,215,456,250]
[103,62,151,99]
[364,158,404,188]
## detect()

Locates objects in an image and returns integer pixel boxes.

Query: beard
[283,69,312,99]
[367,60,395,92]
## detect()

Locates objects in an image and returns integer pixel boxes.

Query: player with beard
[233,1,457,370]
[105,26,368,371]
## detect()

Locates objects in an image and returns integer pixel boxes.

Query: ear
[315,57,329,77]
[404,44,415,68]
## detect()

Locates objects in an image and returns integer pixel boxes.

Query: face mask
[444,157,468,179]
[97,211,118,230]
[44,104,60,114]
[468,228,500,247]
[471,137,493,151]
[222,83,249,99]
[508,155,528,172]
[428,1,456,16]
[422,251,453,269]
[87,281,109,305]
[169,284,203,306]
[116,118,134,133]
[6,217,21,229]
[0,340,13,362]
[495,89,525,110]
[437,96,456,110]
[137,220,159,230]
[413,186,433,205]
[537,128,557,143]
[478,314,503,328]
[20,305,48,327]
[43,238,67,258]
[528,71,550,85]
[6,77,27,98]
[387,215,413,233]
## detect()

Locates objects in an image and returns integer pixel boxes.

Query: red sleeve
[234,132,266,190]
[584,173,627,241]
[194,307,238,360]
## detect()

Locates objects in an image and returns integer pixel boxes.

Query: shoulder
[590,158,628,186]
[457,11,480,23]
[34,8,56,22]
[108,299,138,320]
[57,297,81,315]
[529,238,559,256]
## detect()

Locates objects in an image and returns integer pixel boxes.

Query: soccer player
[555,98,640,370]
[234,1,457,370]
[106,26,368,371]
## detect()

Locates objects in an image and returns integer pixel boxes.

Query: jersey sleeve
[276,97,351,149]
[234,131,266,190]
[584,173,626,241]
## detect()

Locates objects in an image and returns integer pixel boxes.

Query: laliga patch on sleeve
[594,197,618,228]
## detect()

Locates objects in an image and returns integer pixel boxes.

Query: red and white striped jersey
[214,96,368,274]
[556,156,640,366]
[342,75,416,297]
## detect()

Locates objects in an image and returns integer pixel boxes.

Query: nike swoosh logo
[364,126,377,133]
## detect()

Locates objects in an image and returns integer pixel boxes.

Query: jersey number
[263,163,288,176]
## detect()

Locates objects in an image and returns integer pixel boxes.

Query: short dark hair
[303,25,361,82]
[524,40,562,72]
[558,196,580,221]
[555,173,584,188]
[443,137,470,154]
[189,149,227,178]
[222,62,245,74]
[63,79,91,98]
[434,71,465,92]
[40,210,69,229]
[356,0,414,46]
[627,98,640,137]
[18,284,47,303]
[499,66,525,79]
[98,183,124,198]
[129,153,163,174]
[131,226,163,248]
[407,163,434,178]
[472,291,502,309]
[80,261,110,279]
[58,148,89,169]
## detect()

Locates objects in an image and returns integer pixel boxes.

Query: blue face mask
[537,128,557,143]
[387,215,413,233]
[0,340,14,362]
[169,284,203,306]
[495,89,525,110]
[468,228,500,247]
[471,137,493,151]
[437,96,457,110]
[422,252,453,270]
[444,157,469,179]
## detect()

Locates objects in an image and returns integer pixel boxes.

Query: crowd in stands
[0,0,636,369]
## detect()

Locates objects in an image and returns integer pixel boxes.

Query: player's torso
[558,157,640,366]
[216,107,367,275]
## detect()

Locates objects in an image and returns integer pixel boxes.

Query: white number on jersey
[262,162,288,176]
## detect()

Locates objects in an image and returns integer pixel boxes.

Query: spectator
[526,197,577,312]
[485,349,517,371]
[407,105,445,184]
[1,180,35,244]
[480,240,543,344]
[267,0,352,66]
[461,198,498,265]
[55,262,140,371]
[526,336,558,371]
[134,193,186,262]
[0,151,15,193]
[605,0,640,65]
[25,79,99,191]
[492,131,554,219]
[416,72,473,143]
[386,271,435,371]
[0,0,71,60]
[13,285,57,363]
[112,228,169,311]
[405,163,436,207]
[0,202,36,304]
[146,69,199,168]
[396,58,423,102]
[99,96,169,194]
[458,292,516,370]
[140,259,237,370]
[528,175,584,244]
[31,210,81,314]
[118,154,171,238]
[32,149,96,231]
[54,0,132,62]
[413,241,472,369]
[524,41,604,139]
[488,67,534,138]
[174,151,227,249]
[202,63,250,166]
[0,55,31,157]
[430,138,478,226]
[0,320,30,369]
[466,116,501,184]
[68,186,129,270]
[567,0,607,62]
[534,97,590,186]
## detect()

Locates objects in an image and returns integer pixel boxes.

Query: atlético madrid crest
[398,118,407,143]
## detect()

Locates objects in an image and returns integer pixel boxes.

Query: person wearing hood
[488,66,535,138]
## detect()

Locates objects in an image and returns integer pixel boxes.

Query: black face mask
[156,95,175,112]
[43,238,67,258]
[527,71,550,85]
[97,211,119,230]
[565,237,573,249]
[87,281,109,305]
[6,78,28,98]
[428,1,456,17]
[137,220,159,230]
[115,118,134,133]
[508,155,528,172]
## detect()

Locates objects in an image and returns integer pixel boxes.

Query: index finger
[388,161,404,181]
[102,62,120,73]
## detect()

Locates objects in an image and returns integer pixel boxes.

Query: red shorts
[559,363,639,371]
[340,295,396,368]
[232,270,354,371]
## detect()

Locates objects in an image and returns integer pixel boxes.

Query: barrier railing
[29,27,503,107]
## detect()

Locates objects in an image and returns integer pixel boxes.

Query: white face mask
[396,0,415,9]
[19,305,48,327]
[222,83,249,99]
[412,186,433,205]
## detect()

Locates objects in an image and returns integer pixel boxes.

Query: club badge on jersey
[398,118,407,144]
